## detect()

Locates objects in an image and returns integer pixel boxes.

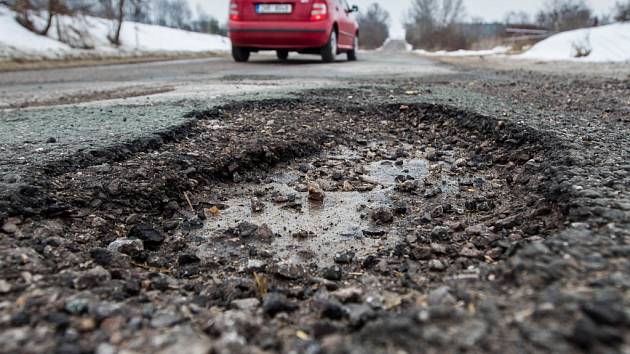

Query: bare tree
[356,3,390,49]
[614,0,630,22]
[192,5,227,36]
[106,0,124,45]
[8,0,75,36]
[504,11,531,25]
[121,0,148,22]
[12,0,37,32]
[405,0,468,50]
[153,0,192,30]
[40,0,66,35]
[536,0,594,31]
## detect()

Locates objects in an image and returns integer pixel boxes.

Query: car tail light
[229,1,240,21]
[310,1,328,21]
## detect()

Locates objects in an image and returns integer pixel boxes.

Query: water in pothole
[199,146,442,265]
[202,181,396,265]
[364,159,429,185]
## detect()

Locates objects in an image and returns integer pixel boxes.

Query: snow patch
[518,22,630,63]
[0,5,230,61]
[414,46,510,57]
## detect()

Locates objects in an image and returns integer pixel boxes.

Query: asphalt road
[0,47,453,187]
[0,48,452,109]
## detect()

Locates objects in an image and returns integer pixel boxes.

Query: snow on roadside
[0,6,72,59]
[414,46,510,57]
[0,5,230,61]
[518,22,630,63]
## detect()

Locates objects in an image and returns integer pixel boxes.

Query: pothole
[195,139,486,269]
[5,97,568,354]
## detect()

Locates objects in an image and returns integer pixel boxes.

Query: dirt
[1,68,629,354]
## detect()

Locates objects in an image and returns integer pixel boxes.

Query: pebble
[246,259,267,271]
[107,238,144,255]
[427,286,456,306]
[298,163,311,173]
[254,224,274,239]
[410,246,432,260]
[178,254,200,265]
[431,205,444,218]
[428,259,446,271]
[74,266,111,290]
[251,197,265,212]
[0,279,11,293]
[320,299,346,320]
[232,298,261,311]
[332,170,344,181]
[331,287,363,303]
[128,224,164,250]
[292,230,317,239]
[334,250,355,264]
[308,182,326,201]
[237,222,259,238]
[459,243,483,258]
[431,226,450,240]
[90,248,113,266]
[346,304,376,327]
[65,298,90,315]
[2,221,17,234]
[150,313,181,328]
[275,261,305,280]
[263,293,297,317]
[322,265,343,281]
[370,206,394,224]
[424,187,442,198]
[465,224,487,236]
[233,172,242,183]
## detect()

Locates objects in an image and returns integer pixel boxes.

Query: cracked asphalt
[0,46,629,354]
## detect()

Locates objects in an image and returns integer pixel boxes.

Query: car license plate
[256,3,292,14]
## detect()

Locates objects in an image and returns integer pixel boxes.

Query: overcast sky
[189,0,620,37]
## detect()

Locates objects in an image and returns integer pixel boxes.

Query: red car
[228,0,359,63]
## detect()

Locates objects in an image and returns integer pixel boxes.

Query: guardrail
[505,27,554,42]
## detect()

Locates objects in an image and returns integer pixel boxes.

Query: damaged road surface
[1,52,630,354]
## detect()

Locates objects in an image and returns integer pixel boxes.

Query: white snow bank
[0,6,72,57]
[0,5,230,60]
[414,46,510,57]
[518,22,630,62]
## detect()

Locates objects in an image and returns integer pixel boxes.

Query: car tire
[277,50,289,61]
[321,30,337,63]
[347,35,358,61]
[232,46,250,62]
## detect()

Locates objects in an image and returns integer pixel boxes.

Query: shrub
[614,0,630,22]
[404,0,471,50]
[536,0,594,31]
[356,3,390,49]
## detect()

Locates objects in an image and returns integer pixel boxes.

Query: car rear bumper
[228,21,331,49]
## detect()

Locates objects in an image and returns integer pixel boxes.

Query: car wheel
[347,35,358,61]
[232,46,250,62]
[321,30,337,63]
[277,50,289,61]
